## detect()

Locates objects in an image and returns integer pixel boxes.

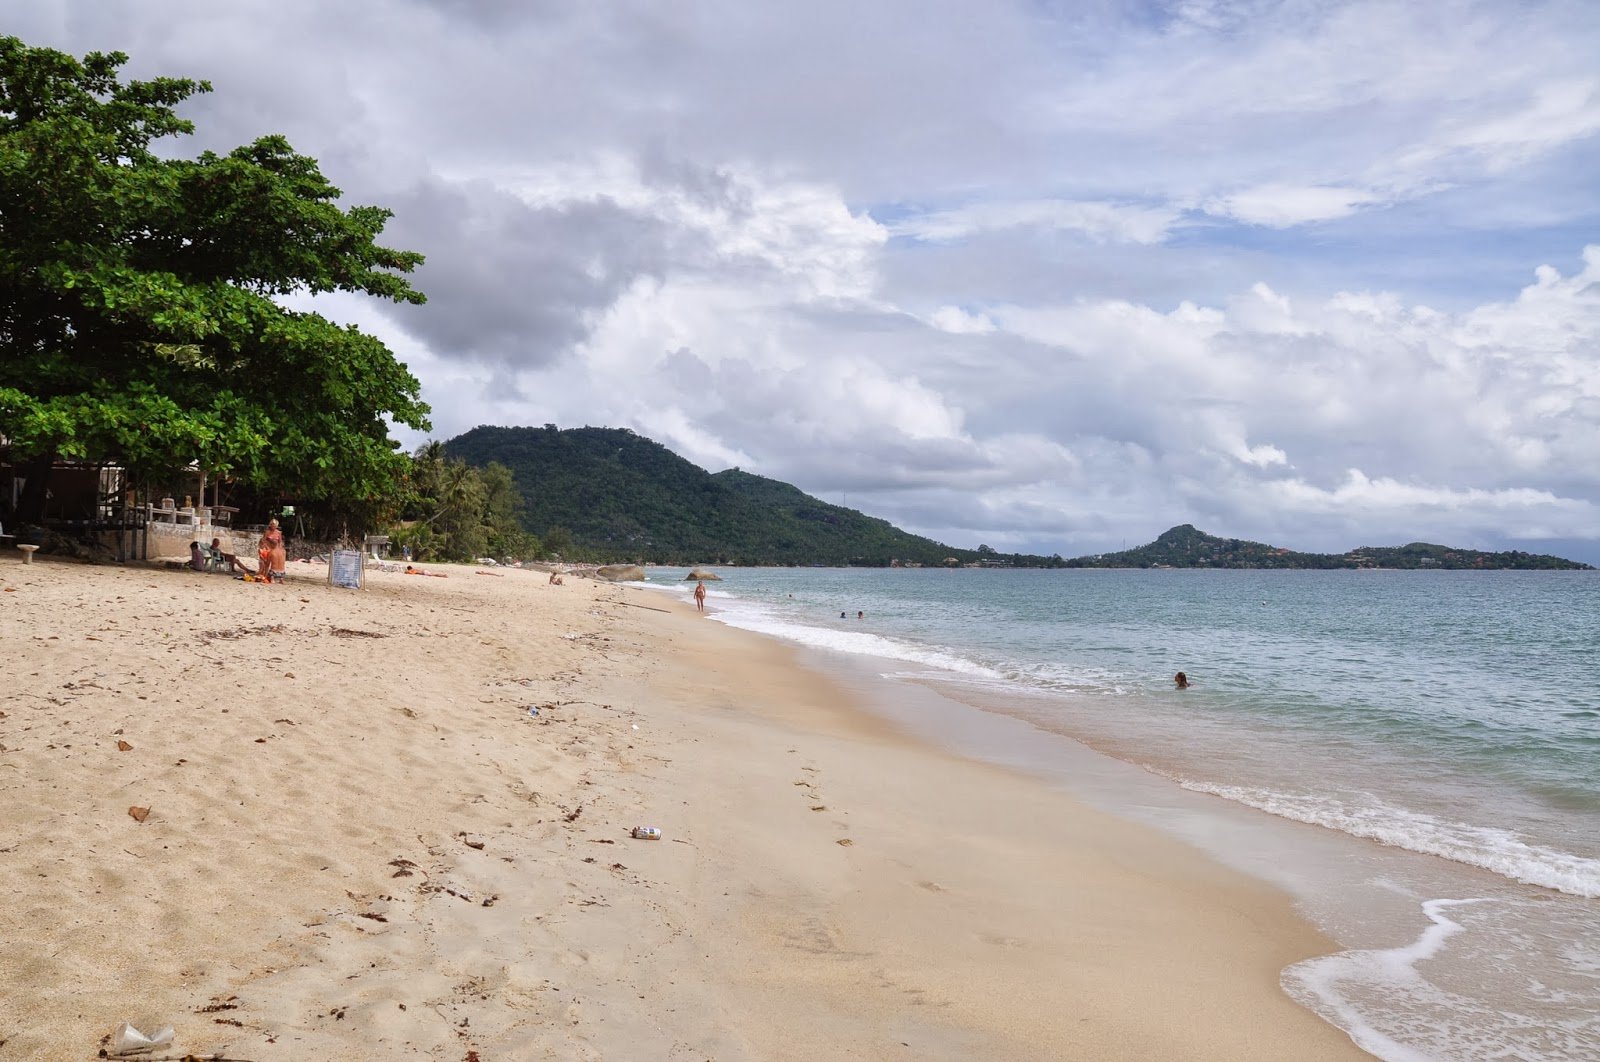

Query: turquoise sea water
[641,567,1600,1060]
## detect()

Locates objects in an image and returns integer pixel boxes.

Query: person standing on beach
[261,518,287,583]
[693,580,707,612]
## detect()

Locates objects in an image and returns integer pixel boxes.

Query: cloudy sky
[17,1,1600,560]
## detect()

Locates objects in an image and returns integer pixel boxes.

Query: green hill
[442,425,1059,566]
[1065,524,1591,570]
[439,428,1590,570]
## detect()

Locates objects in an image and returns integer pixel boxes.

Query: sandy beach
[0,553,1366,1060]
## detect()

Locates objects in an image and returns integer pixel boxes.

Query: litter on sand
[107,1021,174,1056]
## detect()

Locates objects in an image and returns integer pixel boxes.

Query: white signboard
[328,548,364,590]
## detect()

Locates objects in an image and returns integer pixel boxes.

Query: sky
[14,1,1600,561]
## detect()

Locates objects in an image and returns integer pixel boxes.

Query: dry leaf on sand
[128,806,150,823]
[116,740,133,752]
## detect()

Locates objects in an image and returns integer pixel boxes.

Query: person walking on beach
[693,580,707,612]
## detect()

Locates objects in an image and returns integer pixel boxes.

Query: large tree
[0,37,430,524]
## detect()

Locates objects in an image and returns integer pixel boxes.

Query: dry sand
[0,553,1368,1060]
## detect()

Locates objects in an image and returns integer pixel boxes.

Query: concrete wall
[145,522,258,562]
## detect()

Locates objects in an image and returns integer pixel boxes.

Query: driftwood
[103,1055,260,1061]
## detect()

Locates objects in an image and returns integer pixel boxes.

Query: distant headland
[444,426,1592,570]
[1062,524,1593,571]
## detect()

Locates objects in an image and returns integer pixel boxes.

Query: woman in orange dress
[261,518,287,582]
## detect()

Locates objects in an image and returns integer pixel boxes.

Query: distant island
[1063,524,1593,571]
[444,425,1592,570]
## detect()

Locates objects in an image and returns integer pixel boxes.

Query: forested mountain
[1065,524,1591,570]
[443,425,1063,566]
[441,428,1591,570]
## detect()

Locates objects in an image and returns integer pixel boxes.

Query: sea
[638,566,1600,1061]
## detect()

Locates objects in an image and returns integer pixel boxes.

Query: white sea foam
[632,577,1008,678]
[1284,899,1489,1062]
[707,605,1006,680]
[1285,897,1600,1060]
[876,663,1134,701]
[1178,782,1600,898]
[635,579,698,598]
[1007,659,1136,695]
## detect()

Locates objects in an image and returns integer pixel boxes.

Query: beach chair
[203,544,228,573]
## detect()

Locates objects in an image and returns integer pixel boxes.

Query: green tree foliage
[397,445,538,562]
[0,38,430,523]
[404,442,486,561]
[541,525,574,559]
[479,461,539,559]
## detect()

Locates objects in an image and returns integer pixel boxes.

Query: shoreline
[673,565,1600,1061]
[0,555,1364,1059]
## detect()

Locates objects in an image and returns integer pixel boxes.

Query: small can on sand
[631,826,662,840]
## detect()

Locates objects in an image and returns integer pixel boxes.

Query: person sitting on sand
[209,537,250,574]
[188,541,206,572]
[1174,671,1190,689]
